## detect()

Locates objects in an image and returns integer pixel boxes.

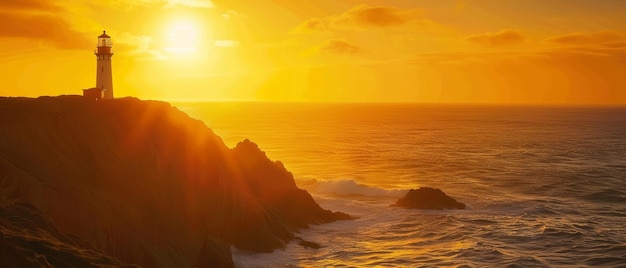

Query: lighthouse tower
[95,31,114,99]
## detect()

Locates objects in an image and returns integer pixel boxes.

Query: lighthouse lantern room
[95,31,114,99]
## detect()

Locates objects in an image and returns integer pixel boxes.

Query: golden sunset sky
[1,0,626,104]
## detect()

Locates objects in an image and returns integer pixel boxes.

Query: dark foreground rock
[0,96,352,267]
[0,202,139,267]
[394,187,466,210]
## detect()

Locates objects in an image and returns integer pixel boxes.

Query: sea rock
[394,187,466,209]
[0,96,352,267]
[294,237,321,249]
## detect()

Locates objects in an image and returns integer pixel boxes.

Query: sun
[165,21,200,54]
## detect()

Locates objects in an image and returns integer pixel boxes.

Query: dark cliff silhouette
[0,96,351,267]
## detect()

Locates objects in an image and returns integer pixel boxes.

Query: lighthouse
[95,31,114,99]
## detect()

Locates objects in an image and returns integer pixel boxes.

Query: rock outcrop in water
[0,96,351,267]
[393,187,466,210]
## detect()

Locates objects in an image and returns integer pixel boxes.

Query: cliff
[0,96,351,267]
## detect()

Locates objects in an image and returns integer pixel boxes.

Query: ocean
[175,102,626,267]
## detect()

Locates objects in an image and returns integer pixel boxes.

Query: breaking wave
[309,179,407,197]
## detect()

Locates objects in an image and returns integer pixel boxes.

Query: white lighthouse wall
[96,59,113,99]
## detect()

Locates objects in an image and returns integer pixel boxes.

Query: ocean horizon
[4,0,626,266]
[176,102,626,267]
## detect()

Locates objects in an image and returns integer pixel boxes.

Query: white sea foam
[181,103,626,267]
[311,179,407,197]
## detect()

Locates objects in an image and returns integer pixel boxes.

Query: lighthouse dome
[98,31,111,38]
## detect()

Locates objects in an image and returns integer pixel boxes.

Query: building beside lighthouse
[83,31,114,100]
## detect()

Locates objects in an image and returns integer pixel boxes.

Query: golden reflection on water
[206,103,626,267]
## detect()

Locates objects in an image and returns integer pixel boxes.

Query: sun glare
[165,21,200,53]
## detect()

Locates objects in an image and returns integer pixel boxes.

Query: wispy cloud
[109,0,214,10]
[115,32,164,59]
[318,39,360,54]
[0,0,91,49]
[0,0,61,12]
[164,0,214,9]
[545,30,626,46]
[214,40,240,48]
[294,4,422,33]
[466,29,526,47]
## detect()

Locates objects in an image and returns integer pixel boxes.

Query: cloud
[318,39,360,54]
[466,29,526,47]
[338,4,414,28]
[294,4,421,32]
[296,18,329,32]
[164,0,214,9]
[110,0,214,10]
[545,30,626,46]
[0,0,60,11]
[0,0,93,49]
[214,40,240,48]
[0,11,91,49]
[115,32,155,52]
[397,45,626,105]
[221,10,247,20]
